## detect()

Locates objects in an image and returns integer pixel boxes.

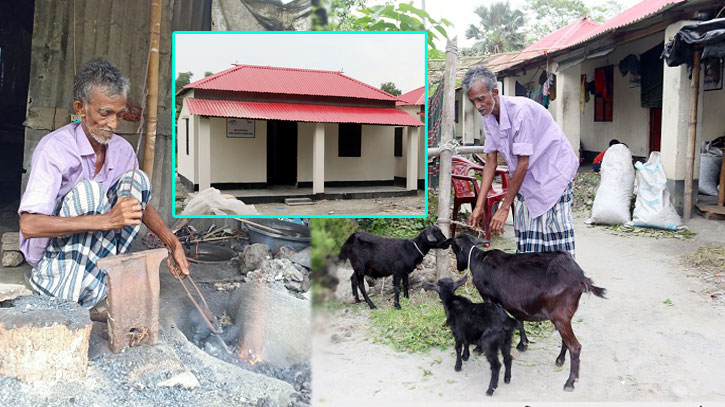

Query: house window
[185,118,189,155]
[594,65,613,122]
[394,127,403,157]
[338,123,362,157]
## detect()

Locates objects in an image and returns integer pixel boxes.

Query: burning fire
[235,284,268,366]
[237,345,263,366]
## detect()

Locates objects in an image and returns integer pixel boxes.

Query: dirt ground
[254,191,426,216]
[311,213,725,406]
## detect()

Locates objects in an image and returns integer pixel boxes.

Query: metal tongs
[166,253,221,334]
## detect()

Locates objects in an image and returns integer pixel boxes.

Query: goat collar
[467,245,475,271]
[412,241,425,257]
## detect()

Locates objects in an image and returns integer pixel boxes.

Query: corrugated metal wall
[23,0,208,221]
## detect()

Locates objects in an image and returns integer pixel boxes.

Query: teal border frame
[171,31,429,219]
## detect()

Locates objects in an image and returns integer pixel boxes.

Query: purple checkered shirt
[18,122,138,265]
[482,95,579,219]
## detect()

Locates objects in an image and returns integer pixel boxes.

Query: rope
[411,241,425,257]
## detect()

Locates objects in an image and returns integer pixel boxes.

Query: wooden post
[684,49,701,222]
[436,38,457,280]
[142,0,162,177]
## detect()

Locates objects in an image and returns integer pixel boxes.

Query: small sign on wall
[227,118,255,138]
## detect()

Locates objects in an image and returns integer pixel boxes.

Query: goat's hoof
[473,346,483,354]
[563,383,575,392]
[486,389,494,396]
[504,377,511,384]
[394,304,401,310]
[462,354,469,361]
[555,358,565,367]
[516,342,528,352]
[454,365,462,372]
[368,304,377,309]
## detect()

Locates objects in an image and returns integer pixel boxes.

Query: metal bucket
[243,219,310,254]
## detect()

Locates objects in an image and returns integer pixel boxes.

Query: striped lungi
[514,183,575,258]
[28,169,151,308]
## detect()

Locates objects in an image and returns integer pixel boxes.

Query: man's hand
[490,206,509,236]
[105,196,143,229]
[169,243,190,279]
[469,207,484,229]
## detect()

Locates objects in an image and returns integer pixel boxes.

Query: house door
[266,120,297,186]
[649,107,662,153]
[0,0,34,204]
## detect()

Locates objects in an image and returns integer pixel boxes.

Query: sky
[174,33,426,94]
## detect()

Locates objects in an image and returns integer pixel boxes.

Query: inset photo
[173,32,428,217]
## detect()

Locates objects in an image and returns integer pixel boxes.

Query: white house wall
[702,83,725,144]
[395,105,427,180]
[298,123,396,183]
[578,32,662,158]
[176,95,196,184]
[208,117,267,183]
[499,68,559,124]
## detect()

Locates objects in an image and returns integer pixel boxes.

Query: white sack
[181,187,258,216]
[631,152,682,230]
[587,144,635,225]
[699,141,723,196]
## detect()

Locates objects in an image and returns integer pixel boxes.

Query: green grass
[605,224,696,240]
[367,282,556,353]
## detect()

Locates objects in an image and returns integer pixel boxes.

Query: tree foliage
[524,0,623,42]
[315,1,452,59]
[465,1,526,55]
[175,71,193,118]
[380,81,402,96]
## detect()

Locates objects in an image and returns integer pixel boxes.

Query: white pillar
[312,122,325,194]
[462,94,476,145]
[198,116,211,191]
[406,126,420,190]
[555,63,581,157]
[660,20,703,212]
[502,76,517,97]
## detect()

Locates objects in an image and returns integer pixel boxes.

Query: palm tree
[465,1,526,55]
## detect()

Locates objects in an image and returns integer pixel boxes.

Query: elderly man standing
[18,58,188,310]
[465,65,579,257]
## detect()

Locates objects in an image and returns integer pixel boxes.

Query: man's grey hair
[462,65,497,94]
[73,58,130,105]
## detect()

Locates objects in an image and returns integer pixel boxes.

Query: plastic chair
[450,156,513,241]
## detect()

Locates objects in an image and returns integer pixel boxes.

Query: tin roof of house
[492,0,689,73]
[396,86,426,106]
[185,98,424,126]
[490,17,602,72]
[183,64,399,102]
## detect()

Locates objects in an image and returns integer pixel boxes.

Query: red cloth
[594,69,607,99]
[593,149,607,165]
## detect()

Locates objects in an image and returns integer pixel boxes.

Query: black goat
[339,226,449,309]
[424,276,516,396]
[447,234,606,391]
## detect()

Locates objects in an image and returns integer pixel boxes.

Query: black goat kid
[447,234,607,391]
[424,276,516,396]
[339,226,449,309]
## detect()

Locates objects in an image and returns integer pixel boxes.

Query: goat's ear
[453,275,468,290]
[422,282,439,292]
[425,229,437,243]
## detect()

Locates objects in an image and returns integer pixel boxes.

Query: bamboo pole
[684,50,701,222]
[142,0,162,177]
[436,37,457,280]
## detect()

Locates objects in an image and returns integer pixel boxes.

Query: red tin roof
[184,64,399,102]
[490,17,601,72]
[185,99,424,126]
[492,0,688,73]
[396,86,426,106]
